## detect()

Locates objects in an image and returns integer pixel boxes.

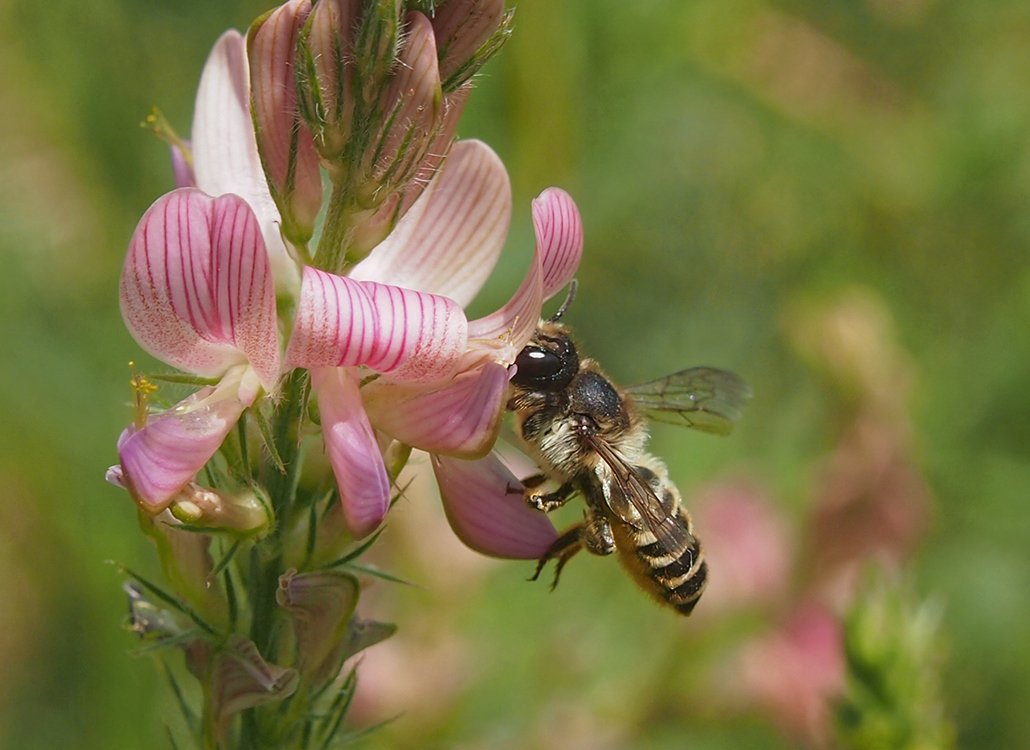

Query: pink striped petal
[191,30,297,290]
[121,189,280,391]
[350,140,511,307]
[118,383,248,511]
[248,0,323,243]
[312,367,391,538]
[432,453,559,559]
[363,361,509,457]
[286,267,468,384]
[468,187,583,351]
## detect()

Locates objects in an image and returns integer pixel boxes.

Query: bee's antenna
[548,279,578,322]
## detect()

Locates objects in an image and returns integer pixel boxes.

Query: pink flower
[286,139,582,554]
[177,29,300,292]
[116,189,281,511]
[691,481,792,612]
[733,603,845,746]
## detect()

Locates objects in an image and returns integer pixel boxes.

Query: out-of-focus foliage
[1,0,1028,748]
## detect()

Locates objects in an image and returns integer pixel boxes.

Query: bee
[507,283,750,615]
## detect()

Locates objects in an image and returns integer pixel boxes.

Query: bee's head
[510,322,580,393]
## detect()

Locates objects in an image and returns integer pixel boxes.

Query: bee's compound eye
[512,346,564,386]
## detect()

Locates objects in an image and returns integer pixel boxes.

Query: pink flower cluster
[111,16,582,560]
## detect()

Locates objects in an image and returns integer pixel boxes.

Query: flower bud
[359,12,443,201]
[351,0,403,110]
[168,482,273,539]
[297,0,361,161]
[431,0,510,90]
[346,83,469,255]
[248,0,324,246]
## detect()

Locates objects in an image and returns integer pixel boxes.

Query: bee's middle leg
[530,525,583,590]
[530,512,615,591]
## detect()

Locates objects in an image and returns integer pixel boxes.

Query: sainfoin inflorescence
[107,2,583,746]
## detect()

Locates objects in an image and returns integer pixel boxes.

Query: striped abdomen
[611,506,708,616]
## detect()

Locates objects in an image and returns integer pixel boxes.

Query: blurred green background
[2,0,1029,747]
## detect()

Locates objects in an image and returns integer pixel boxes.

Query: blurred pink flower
[691,480,792,612]
[804,415,930,607]
[733,602,844,746]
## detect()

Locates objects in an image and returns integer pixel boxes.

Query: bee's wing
[586,435,694,557]
[626,367,751,435]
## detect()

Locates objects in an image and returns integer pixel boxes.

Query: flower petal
[287,268,467,384]
[312,367,391,538]
[121,189,280,390]
[350,140,511,307]
[432,453,559,559]
[118,382,249,511]
[363,361,509,457]
[468,187,583,354]
[192,30,298,291]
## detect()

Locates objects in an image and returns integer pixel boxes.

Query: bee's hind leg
[530,525,583,591]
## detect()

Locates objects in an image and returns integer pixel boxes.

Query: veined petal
[363,361,509,457]
[350,140,511,307]
[534,187,584,300]
[192,30,298,291]
[118,379,249,512]
[287,268,467,384]
[121,189,280,391]
[312,367,391,538]
[432,453,559,559]
[468,187,583,355]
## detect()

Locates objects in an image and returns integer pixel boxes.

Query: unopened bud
[431,0,509,90]
[248,0,324,246]
[346,84,468,256]
[298,0,361,161]
[168,482,273,539]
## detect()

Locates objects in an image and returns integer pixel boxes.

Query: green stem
[240,370,309,749]
[315,183,358,273]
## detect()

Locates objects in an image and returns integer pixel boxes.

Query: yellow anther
[129,361,158,429]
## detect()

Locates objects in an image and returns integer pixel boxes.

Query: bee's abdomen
[637,531,707,615]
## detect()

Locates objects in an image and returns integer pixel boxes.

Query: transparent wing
[585,435,692,556]
[626,366,751,435]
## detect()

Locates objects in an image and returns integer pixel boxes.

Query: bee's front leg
[524,480,575,513]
